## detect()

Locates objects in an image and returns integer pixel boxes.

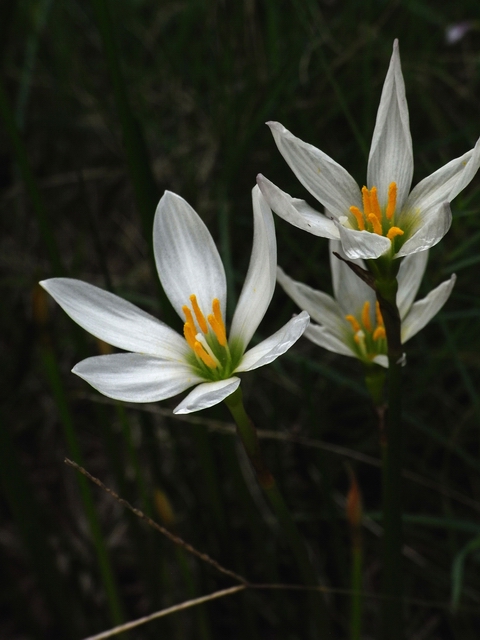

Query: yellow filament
[183,322,197,350]
[373,326,386,341]
[387,226,404,241]
[194,341,217,368]
[368,213,382,235]
[361,301,372,332]
[345,314,361,333]
[361,186,371,217]
[375,301,384,328]
[189,294,208,333]
[386,182,397,220]
[350,206,365,231]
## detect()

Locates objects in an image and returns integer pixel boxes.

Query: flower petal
[276,266,344,338]
[336,223,392,259]
[256,175,339,238]
[153,191,227,321]
[373,355,389,368]
[395,202,451,257]
[72,353,201,402]
[267,122,362,219]
[40,278,189,359]
[235,311,309,372]
[173,378,241,414]
[403,139,480,219]
[229,186,276,351]
[367,40,413,210]
[304,323,355,358]
[401,275,456,343]
[329,240,374,317]
[396,250,429,319]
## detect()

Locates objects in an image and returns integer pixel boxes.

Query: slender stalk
[374,273,404,640]
[224,387,329,639]
[346,469,363,640]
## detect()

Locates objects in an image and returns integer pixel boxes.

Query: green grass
[2,0,480,637]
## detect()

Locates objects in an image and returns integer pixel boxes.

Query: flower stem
[224,387,329,638]
[374,274,404,640]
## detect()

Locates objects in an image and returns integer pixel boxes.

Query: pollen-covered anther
[194,341,218,368]
[349,206,365,231]
[386,182,397,220]
[387,227,404,241]
[189,294,208,333]
[368,213,382,235]
[361,301,372,332]
[345,314,361,333]
[373,326,386,341]
[183,321,197,350]
[208,298,227,346]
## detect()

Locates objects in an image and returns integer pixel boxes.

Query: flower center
[182,294,231,377]
[345,300,386,361]
[349,182,404,241]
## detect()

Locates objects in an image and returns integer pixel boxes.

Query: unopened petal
[267,122,362,219]
[229,186,276,351]
[40,278,188,359]
[236,311,309,372]
[154,191,227,321]
[257,175,339,239]
[396,202,451,257]
[401,275,456,343]
[277,266,344,337]
[304,324,355,358]
[73,354,201,403]
[396,250,429,319]
[367,40,413,209]
[174,378,241,414]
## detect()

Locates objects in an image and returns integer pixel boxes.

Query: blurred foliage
[2,0,480,638]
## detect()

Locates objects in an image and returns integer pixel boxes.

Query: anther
[373,326,386,341]
[183,305,195,327]
[375,301,384,328]
[350,206,365,231]
[368,213,382,235]
[361,301,372,332]
[189,294,208,333]
[183,322,197,350]
[386,227,404,241]
[345,315,361,333]
[194,341,218,368]
[369,187,382,222]
[361,186,371,217]
[208,314,227,346]
[386,182,397,220]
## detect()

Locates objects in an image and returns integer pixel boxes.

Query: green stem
[374,274,404,640]
[224,387,329,639]
[350,539,363,640]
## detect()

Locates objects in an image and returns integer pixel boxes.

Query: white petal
[401,275,456,343]
[276,266,344,338]
[396,250,429,319]
[229,186,276,351]
[72,354,201,403]
[373,354,389,368]
[337,223,392,259]
[173,378,241,414]
[328,239,374,317]
[256,175,339,238]
[367,40,413,209]
[153,191,227,321]
[304,323,355,358]
[40,278,188,359]
[267,122,362,219]
[395,202,451,257]
[403,139,480,219]
[235,311,310,372]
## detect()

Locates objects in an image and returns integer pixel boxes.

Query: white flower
[40,187,309,414]
[276,240,456,368]
[257,40,480,261]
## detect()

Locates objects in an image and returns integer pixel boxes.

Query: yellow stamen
[194,341,217,368]
[210,298,227,346]
[361,301,371,332]
[183,322,197,350]
[361,186,371,217]
[345,314,361,333]
[375,301,384,328]
[373,326,386,341]
[183,305,195,327]
[386,182,397,220]
[368,213,382,235]
[387,226,404,241]
[189,294,208,333]
[208,314,227,346]
[350,206,365,231]
[370,187,382,220]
